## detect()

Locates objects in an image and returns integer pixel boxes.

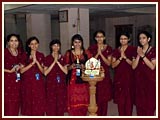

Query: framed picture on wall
[58,10,68,22]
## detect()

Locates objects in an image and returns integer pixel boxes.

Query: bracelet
[141,55,146,59]
[118,58,122,61]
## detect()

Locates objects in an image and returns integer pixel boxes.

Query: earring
[148,38,151,41]
[72,45,74,49]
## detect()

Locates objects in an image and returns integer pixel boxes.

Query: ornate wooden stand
[81,68,105,116]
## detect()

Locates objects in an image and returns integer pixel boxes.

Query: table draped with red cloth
[21,51,46,116]
[112,46,135,116]
[134,47,156,116]
[4,48,23,116]
[44,54,67,116]
[64,50,92,116]
[88,44,113,116]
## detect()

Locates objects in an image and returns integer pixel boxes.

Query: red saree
[44,54,67,116]
[4,48,23,116]
[64,50,92,116]
[21,51,46,116]
[134,47,156,116]
[112,46,135,116]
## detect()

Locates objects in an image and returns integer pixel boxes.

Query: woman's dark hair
[137,31,152,46]
[137,31,152,40]
[7,33,20,42]
[26,36,39,57]
[119,32,130,39]
[49,39,61,54]
[71,34,85,50]
[6,33,24,52]
[93,30,106,44]
[116,32,131,47]
[94,30,106,38]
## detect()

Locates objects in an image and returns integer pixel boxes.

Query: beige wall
[104,15,156,48]
[60,8,89,54]
[5,14,16,35]
[26,14,51,55]
[4,14,156,54]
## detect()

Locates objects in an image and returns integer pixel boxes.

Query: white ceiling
[4,3,156,18]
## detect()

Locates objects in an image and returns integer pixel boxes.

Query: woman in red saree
[64,34,92,116]
[88,30,112,116]
[44,39,67,116]
[112,32,135,116]
[132,31,156,116]
[20,36,46,116]
[4,34,23,116]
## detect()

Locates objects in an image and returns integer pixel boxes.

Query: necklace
[76,55,80,64]
[100,46,104,50]
[98,44,105,50]
[74,50,82,64]
[8,48,18,56]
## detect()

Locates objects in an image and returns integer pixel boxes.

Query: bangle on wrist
[118,57,122,61]
[141,55,145,59]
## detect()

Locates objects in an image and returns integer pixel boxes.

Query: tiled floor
[19,100,156,116]
[64,100,137,116]
[19,99,157,117]
[107,100,137,116]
